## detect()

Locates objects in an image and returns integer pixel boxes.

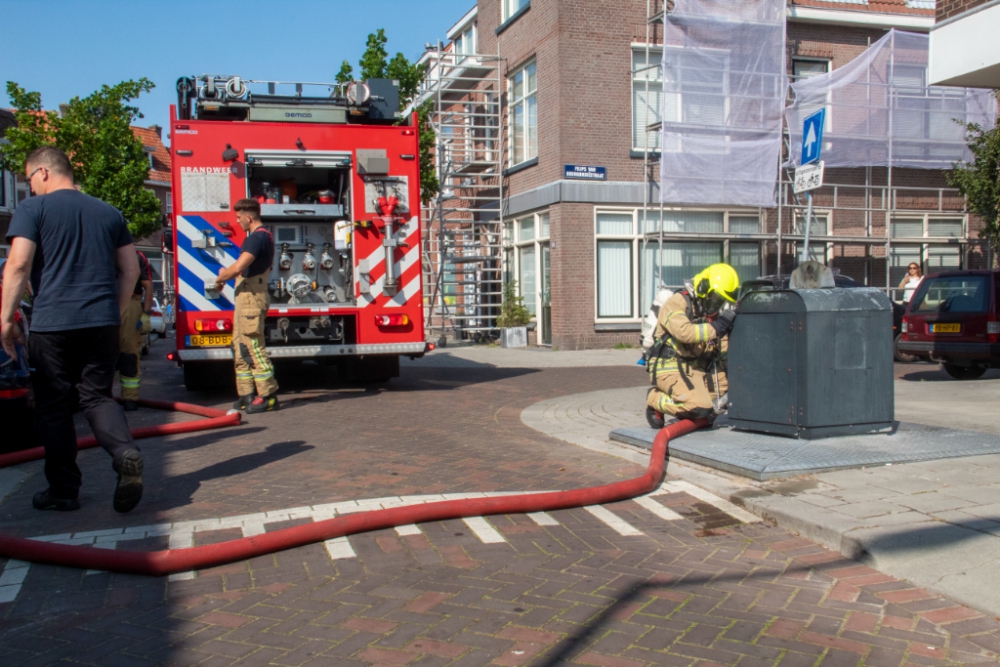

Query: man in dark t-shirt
[214,198,280,413]
[0,146,145,513]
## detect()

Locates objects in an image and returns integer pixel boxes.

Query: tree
[355,30,439,205]
[949,121,1000,268]
[335,60,354,86]
[0,79,163,240]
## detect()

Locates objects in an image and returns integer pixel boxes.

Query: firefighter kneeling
[644,263,739,428]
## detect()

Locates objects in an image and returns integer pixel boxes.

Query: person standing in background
[117,250,153,411]
[897,263,923,303]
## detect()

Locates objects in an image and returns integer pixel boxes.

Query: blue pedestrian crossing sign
[801,109,825,166]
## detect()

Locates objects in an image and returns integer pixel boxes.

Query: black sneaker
[233,394,255,411]
[113,450,144,514]
[33,489,80,512]
[122,400,139,412]
[246,394,280,414]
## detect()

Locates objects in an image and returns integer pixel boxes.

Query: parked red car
[898,269,1000,379]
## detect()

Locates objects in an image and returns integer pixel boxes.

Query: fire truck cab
[170,75,425,390]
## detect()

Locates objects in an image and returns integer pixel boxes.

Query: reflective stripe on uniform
[120,377,140,388]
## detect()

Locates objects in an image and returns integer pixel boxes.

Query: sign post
[798,109,825,263]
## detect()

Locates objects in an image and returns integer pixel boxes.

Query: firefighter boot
[646,388,665,429]
[246,394,280,414]
[233,394,255,411]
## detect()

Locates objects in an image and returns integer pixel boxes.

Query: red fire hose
[0,399,705,576]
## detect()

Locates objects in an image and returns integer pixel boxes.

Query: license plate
[930,323,961,333]
[189,334,233,347]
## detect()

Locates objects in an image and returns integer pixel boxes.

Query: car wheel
[942,363,988,380]
[893,333,918,363]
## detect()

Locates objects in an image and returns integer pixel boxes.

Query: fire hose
[0,399,706,576]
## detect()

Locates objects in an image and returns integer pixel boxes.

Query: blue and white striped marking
[175,215,240,313]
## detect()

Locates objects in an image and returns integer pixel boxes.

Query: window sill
[496,1,531,35]
[595,322,641,331]
[630,150,661,159]
[504,156,538,177]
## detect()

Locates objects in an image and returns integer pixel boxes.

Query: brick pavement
[0,351,999,665]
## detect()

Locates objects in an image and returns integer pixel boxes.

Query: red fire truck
[168,75,426,390]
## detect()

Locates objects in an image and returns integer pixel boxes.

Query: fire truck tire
[338,355,400,384]
[183,361,233,391]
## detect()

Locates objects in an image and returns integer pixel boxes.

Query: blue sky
[1,0,475,142]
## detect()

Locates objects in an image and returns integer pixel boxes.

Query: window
[632,48,663,151]
[603,208,760,320]
[454,24,476,55]
[0,170,8,210]
[794,213,828,262]
[663,47,728,127]
[912,275,988,314]
[509,61,537,166]
[792,59,830,82]
[504,211,549,321]
[891,216,964,239]
[502,0,528,22]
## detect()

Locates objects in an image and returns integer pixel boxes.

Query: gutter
[787,6,934,31]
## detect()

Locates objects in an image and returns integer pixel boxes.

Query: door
[540,243,552,345]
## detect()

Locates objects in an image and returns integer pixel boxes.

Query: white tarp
[785,30,997,169]
[659,0,787,207]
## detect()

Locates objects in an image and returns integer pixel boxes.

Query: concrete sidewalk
[521,364,1000,618]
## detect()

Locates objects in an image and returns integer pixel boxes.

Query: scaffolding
[639,1,990,308]
[416,48,505,342]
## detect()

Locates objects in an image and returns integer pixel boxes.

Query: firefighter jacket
[647,291,727,377]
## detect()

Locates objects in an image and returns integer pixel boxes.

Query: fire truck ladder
[417,49,505,343]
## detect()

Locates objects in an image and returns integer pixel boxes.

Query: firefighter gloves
[140,313,152,335]
[711,309,737,336]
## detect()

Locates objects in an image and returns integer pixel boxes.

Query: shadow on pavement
[899,367,1000,382]
[842,516,1000,558]
[147,439,313,511]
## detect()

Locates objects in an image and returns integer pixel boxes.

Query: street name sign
[564,164,607,181]
[793,161,824,194]
[801,109,825,166]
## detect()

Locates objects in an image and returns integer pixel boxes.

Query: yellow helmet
[693,263,740,304]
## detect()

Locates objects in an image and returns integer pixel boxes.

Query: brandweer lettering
[180,167,233,174]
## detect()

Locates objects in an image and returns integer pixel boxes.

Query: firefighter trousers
[117,295,144,401]
[233,274,279,398]
[647,363,727,419]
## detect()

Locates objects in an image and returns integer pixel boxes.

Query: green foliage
[359,29,389,81]
[1,79,162,240]
[948,121,1000,266]
[497,281,532,328]
[355,29,438,205]
[613,342,636,350]
[335,60,354,86]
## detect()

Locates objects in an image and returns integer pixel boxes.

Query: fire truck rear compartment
[266,315,355,345]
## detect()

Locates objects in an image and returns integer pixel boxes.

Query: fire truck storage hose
[0,400,706,576]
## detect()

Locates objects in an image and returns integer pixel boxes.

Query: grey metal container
[728,288,894,439]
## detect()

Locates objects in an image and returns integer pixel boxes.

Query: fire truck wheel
[337,355,400,384]
[183,361,234,391]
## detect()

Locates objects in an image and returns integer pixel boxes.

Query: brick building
[420,0,991,349]
[131,124,173,296]
[0,109,23,258]
[929,0,1000,86]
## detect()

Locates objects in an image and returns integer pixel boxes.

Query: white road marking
[324,537,357,560]
[584,506,644,536]
[169,571,197,582]
[527,512,560,526]
[663,481,762,523]
[0,560,29,604]
[395,524,423,536]
[462,517,506,544]
[633,495,685,521]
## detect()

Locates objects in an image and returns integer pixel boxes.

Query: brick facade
[937,0,992,22]
[426,0,980,350]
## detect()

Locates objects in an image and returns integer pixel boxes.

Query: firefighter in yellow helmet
[645,263,740,427]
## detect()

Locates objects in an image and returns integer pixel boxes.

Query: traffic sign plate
[793,161,824,194]
[801,109,825,166]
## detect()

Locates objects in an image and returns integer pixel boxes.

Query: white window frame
[595,207,763,323]
[508,60,538,168]
[502,0,527,22]
[631,46,663,152]
[792,57,833,131]
[660,45,731,128]
[792,210,832,264]
[890,213,967,240]
[502,210,550,324]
